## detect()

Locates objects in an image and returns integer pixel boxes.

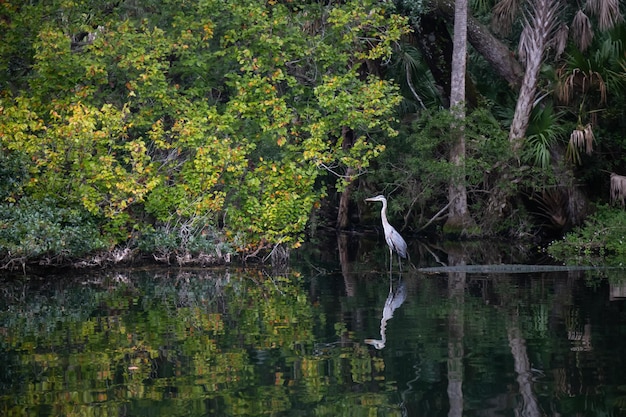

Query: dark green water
[1,251,626,416]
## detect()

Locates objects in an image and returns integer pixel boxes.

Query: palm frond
[611,173,626,207]
[555,66,573,103]
[492,0,519,36]
[518,24,532,64]
[567,124,595,164]
[471,0,492,15]
[592,26,626,92]
[571,10,594,52]
[552,24,569,59]
[586,0,624,32]
[556,47,608,106]
[525,103,565,168]
[595,30,623,62]
[391,43,442,112]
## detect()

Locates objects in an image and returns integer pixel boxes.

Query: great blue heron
[365,195,408,273]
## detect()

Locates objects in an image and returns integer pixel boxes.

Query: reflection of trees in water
[507,314,541,417]
[447,251,465,417]
[483,272,615,416]
[2,258,625,416]
[390,262,622,417]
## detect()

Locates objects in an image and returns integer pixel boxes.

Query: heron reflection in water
[364,277,407,349]
[365,195,408,274]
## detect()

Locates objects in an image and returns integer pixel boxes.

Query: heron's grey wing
[387,227,407,258]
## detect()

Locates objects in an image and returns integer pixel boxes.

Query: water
[1,247,626,416]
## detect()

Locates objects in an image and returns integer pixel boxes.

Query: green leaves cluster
[364,107,515,234]
[547,204,626,266]
[0,198,108,266]
[0,0,410,262]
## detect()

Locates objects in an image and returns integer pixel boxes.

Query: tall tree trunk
[433,0,524,88]
[411,19,479,109]
[509,0,559,154]
[444,0,472,235]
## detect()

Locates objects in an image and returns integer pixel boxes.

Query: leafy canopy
[0,0,410,258]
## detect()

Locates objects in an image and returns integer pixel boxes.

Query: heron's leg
[389,247,393,275]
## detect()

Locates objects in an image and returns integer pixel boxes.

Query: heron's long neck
[380,200,389,226]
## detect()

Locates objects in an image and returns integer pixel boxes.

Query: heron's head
[365,195,386,203]
[364,338,385,349]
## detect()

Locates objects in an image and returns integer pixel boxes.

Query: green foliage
[0,198,107,265]
[0,146,27,202]
[362,108,454,226]
[0,0,410,262]
[391,42,443,113]
[395,0,427,23]
[364,106,514,234]
[522,103,566,168]
[138,221,233,263]
[547,204,626,265]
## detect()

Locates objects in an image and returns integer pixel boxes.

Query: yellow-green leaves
[1,99,157,221]
[1,0,412,258]
[328,0,410,62]
[229,159,320,251]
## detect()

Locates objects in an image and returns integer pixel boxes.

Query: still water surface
[1,241,626,416]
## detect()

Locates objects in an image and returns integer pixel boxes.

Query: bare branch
[418,201,451,232]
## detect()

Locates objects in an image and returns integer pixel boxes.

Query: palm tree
[491,0,623,155]
[508,0,560,153]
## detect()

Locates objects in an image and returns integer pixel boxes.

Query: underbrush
[0,199,235,271]
[0,198,108,270]
[547,204,626,266]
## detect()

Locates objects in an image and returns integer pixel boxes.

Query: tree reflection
[1,257,626,417]
[507,312,541,417]
[447,251,465,417]
[0,269,405,417]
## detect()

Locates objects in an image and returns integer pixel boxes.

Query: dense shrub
[0,198,108,268]
[137,221,234,265]
[547,204,626,265]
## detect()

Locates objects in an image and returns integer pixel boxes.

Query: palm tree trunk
[509,0,559,154]
[509,49,542,153]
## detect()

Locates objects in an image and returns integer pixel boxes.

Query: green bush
[137,221,234,263]
[0,148,27,202]
[362,106,517,235]
[547,204,626,265]
[0,198,108,265]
